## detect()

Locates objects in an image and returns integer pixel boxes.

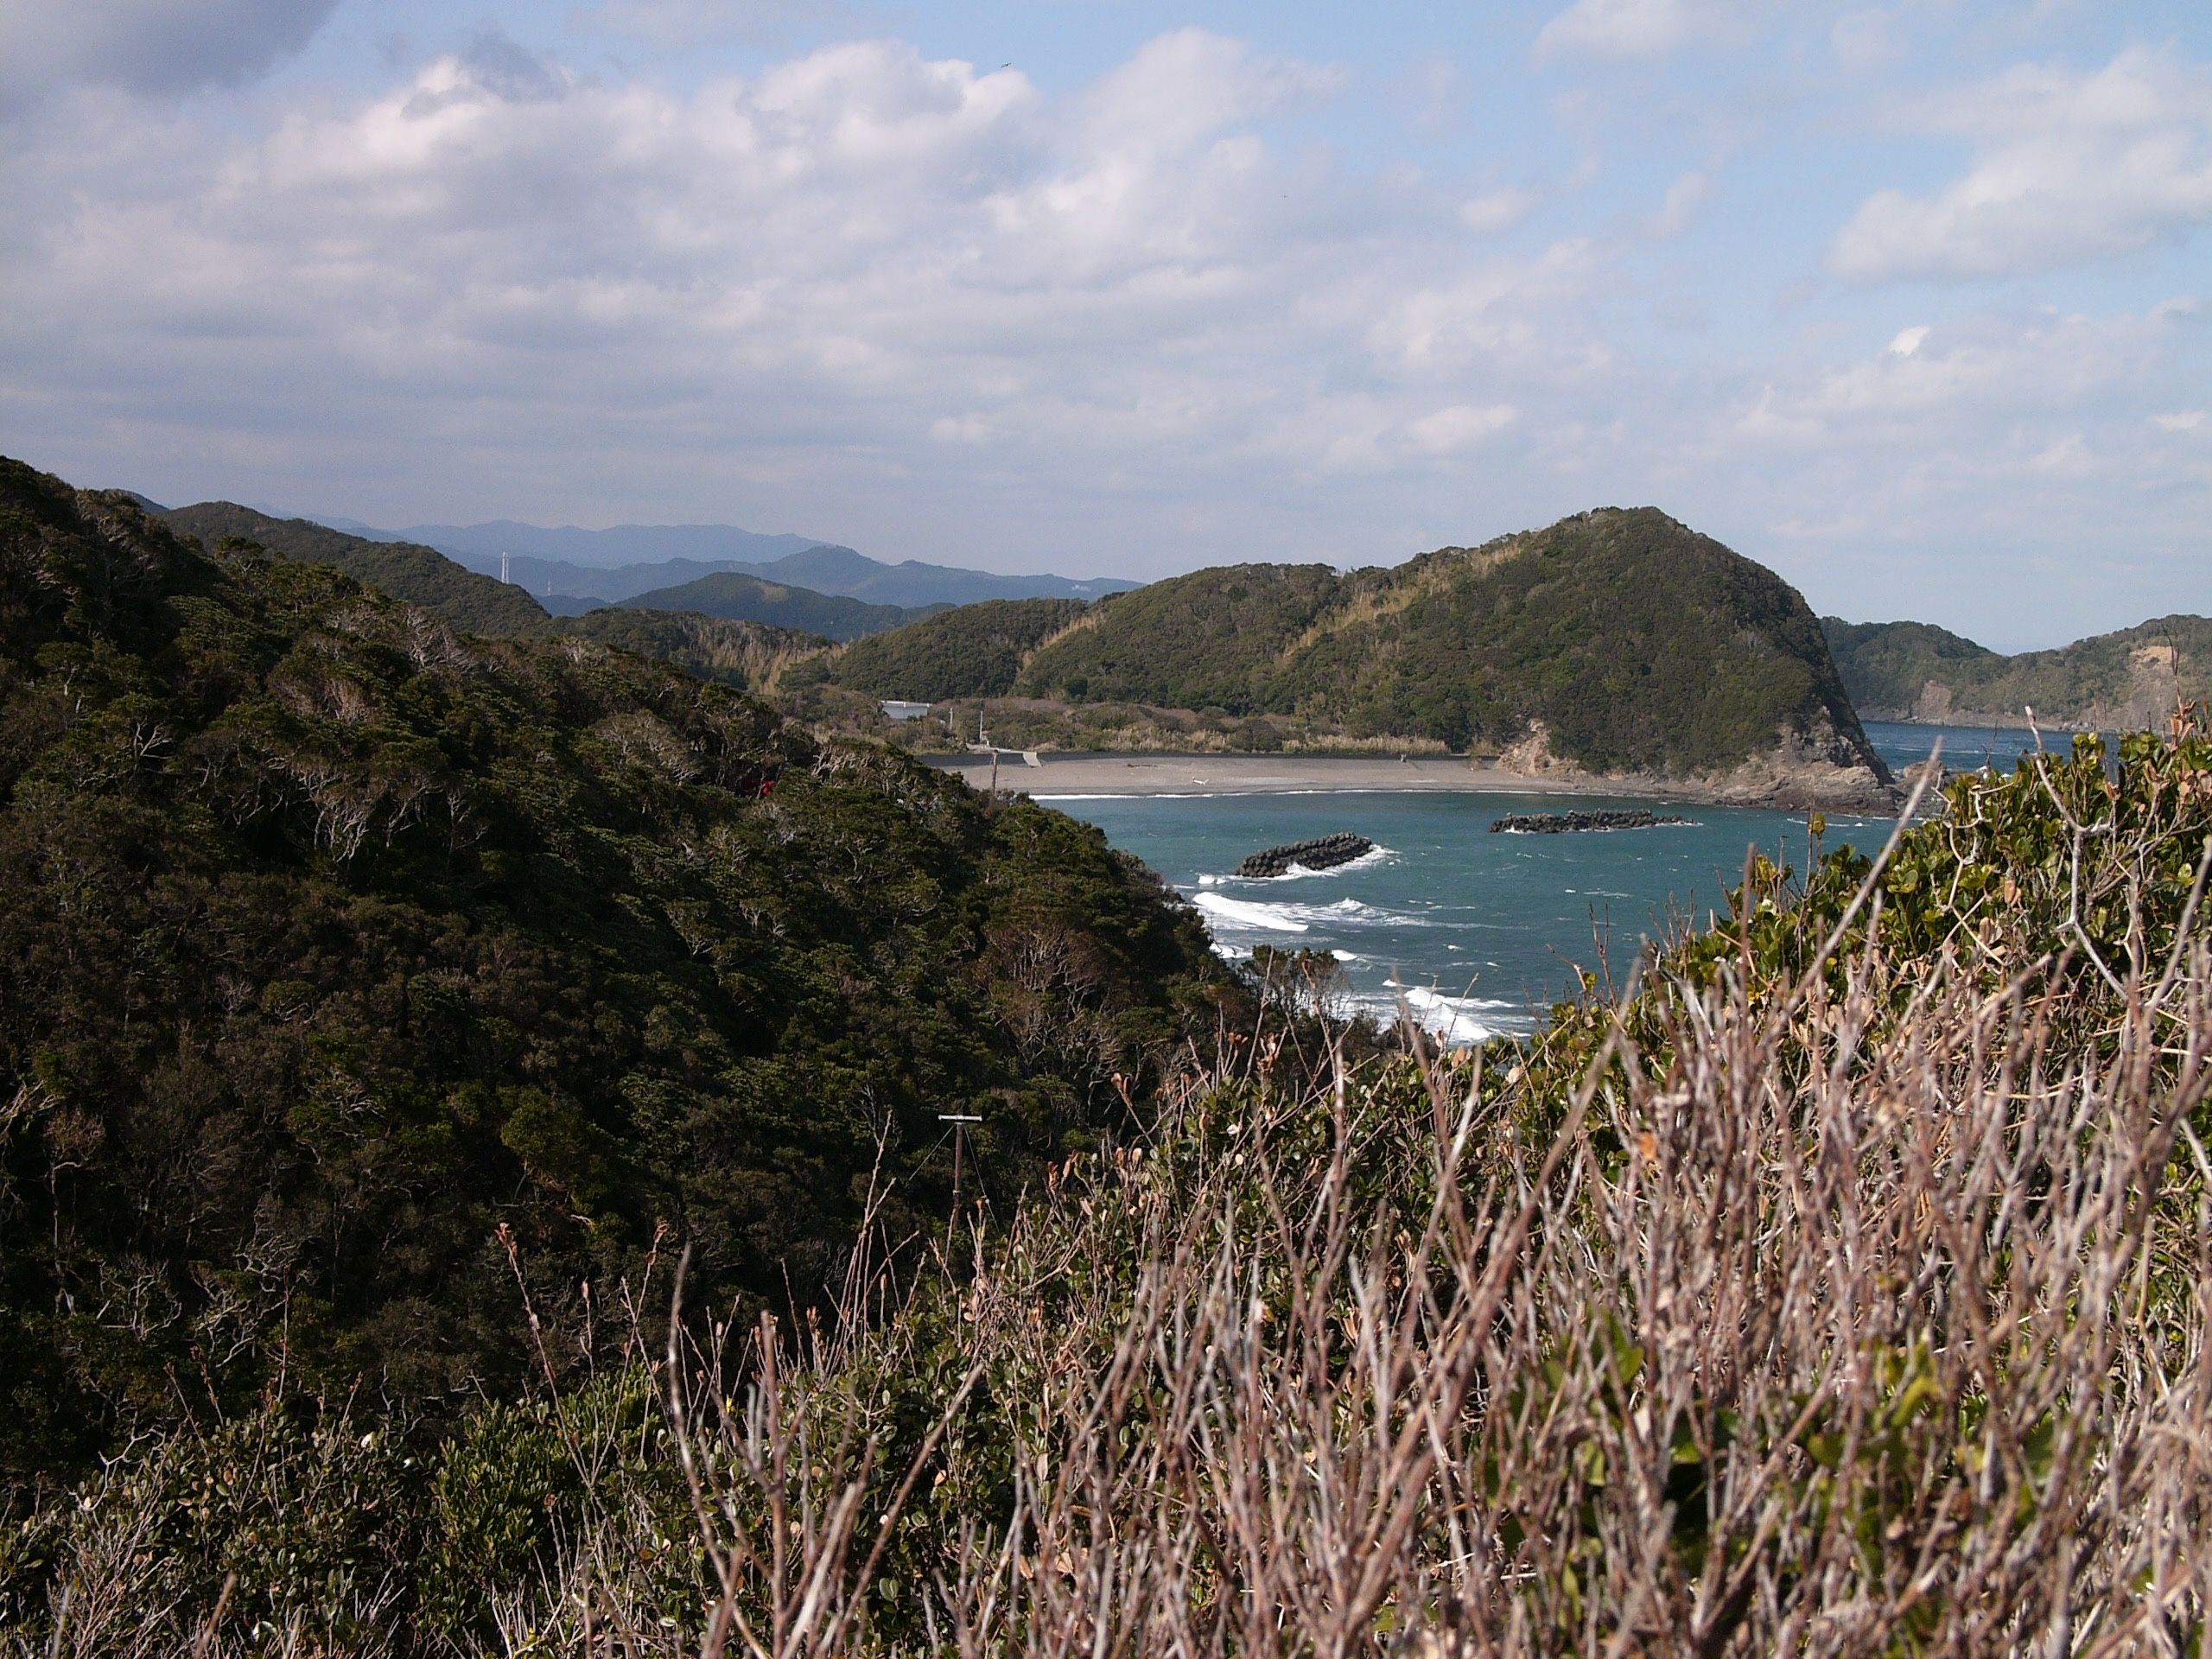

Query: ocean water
[1044,721,2050,1046]
[1859,718,2056,778]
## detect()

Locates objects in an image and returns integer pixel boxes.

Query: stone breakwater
[1235,832,1375,879]
[1490,810,1693,835]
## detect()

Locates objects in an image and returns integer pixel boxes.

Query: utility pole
[938,1113,982,1214]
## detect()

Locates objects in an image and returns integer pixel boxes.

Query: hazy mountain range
[317,514,1138,613]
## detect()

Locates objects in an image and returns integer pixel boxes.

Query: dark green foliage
[0,458,1224,1488]
[1020,563,1347,713]
[159,501,555,639]
[829,597,1090,702]
[1824,612,2212,724]
[620,571,944,641]
[562,607,828,690]
[1014,511,1879,778]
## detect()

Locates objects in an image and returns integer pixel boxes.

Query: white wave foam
[1192,893,1405,934]
[1194,893,1313,932]
[1192,843,1399,888]
[1351,982,1527,1046]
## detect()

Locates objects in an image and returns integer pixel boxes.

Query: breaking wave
[1348,982,1530,1046]
[1192,893,1411,935]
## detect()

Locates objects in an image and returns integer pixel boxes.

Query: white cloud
[0,0,340,115]
[1830,11,1899,76]
[1534,0,1752,63]
[1369,241,1606,378]
[1,22,2204,643]
[1407,404,1519,454]
[4,30,1575,524]
[1459,188,1536,234]
[2028,433,2091,478]
[1830,47,2212,283]
[2152,410,2207,433]
[1647,171,1711,238]
[1738,304,2193,454]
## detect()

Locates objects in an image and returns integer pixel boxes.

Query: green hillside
[160,501,553,638]
[0,458,1222,1480]
[829,596,1090,701]
[562,607,827,690]
[620,570,939,641]
[1008,509,1878,782]
[1824,613,2212,727]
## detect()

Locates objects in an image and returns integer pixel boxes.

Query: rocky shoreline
[1235,832,1375,878]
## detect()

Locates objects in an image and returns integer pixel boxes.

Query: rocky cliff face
[1495,715,1896,810]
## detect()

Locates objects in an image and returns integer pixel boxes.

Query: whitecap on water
[1343,982,1529,1046]
[1192,893,1409,934]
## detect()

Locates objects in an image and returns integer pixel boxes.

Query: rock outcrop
[1236,833,1375,879]
[1490,810,1691,834]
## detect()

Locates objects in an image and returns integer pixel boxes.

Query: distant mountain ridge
[1823,613,2212,729]
[316,514,1137,611]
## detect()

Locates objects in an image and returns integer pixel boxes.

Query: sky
[2,2,2207,651]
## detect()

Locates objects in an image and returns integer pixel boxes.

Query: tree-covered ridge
[159,500,555,639]
[561,607,828,691]
[1823,611,2212,727]
[1004,509,1878,782]
[620,569,946,641]
[0,458,1224,1484]
[1017,563,1348,711]
[826,596,1090,701]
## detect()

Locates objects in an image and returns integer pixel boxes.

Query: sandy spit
[920,752,1649,799]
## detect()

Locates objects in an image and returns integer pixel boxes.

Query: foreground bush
[7,722,2210,1655]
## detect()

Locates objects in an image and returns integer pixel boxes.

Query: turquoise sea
[1045,721,2055,1043]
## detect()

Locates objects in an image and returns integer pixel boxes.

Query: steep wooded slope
[0,459,1221,1478]
[829,597,1090,701]
[161,501,553,638]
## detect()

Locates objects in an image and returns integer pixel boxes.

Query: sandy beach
[922,751,1639,798]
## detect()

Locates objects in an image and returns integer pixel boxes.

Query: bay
[1044,720,2045,1044]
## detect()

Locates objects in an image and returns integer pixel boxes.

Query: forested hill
[561,607,830,691]
[160,500,554,638]
[830,596,1090,701]
[1823,613,2212,728]
[835,509,1886,801]
[0,458,1222,1480]
[621,569,944,641]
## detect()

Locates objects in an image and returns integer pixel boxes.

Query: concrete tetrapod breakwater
[1489,810,1693,834]
[1234,832,1376,879]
